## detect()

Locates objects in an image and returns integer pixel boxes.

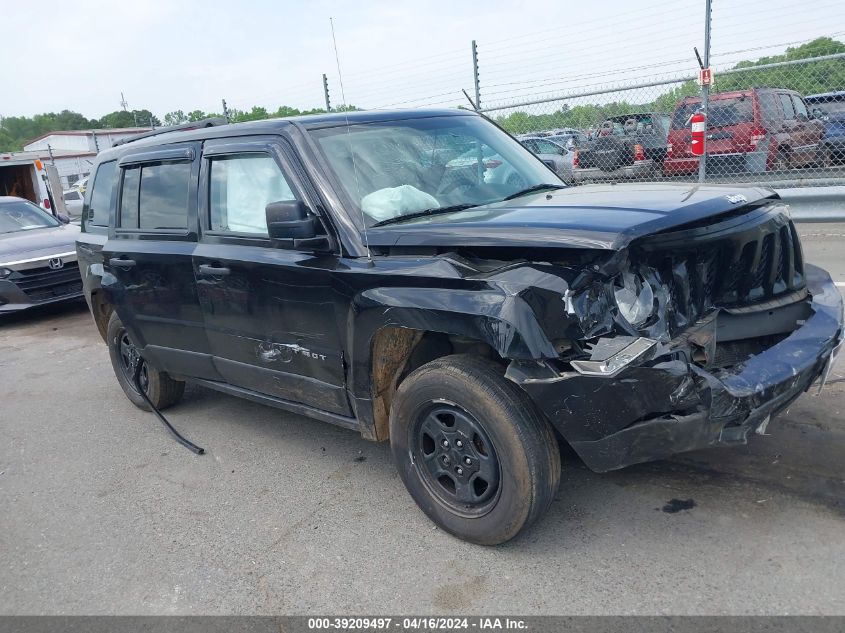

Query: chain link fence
[479,47,845,188]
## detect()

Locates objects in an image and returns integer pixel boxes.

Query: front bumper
[572,159,656,182]
[510,264,844,472]
[0,256,83,313]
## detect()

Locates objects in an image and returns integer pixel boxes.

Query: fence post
[323,74,332,112]
[472,40,481,111]
[698,0,712,184]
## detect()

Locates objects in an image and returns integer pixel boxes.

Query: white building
[22,127,151,188]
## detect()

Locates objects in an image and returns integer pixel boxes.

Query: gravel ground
[0,231,843,615]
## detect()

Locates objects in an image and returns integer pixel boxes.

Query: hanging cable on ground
[132,356,205,455]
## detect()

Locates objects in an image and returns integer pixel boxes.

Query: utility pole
[323,74,332,112]
[222,98,230,123]
[471,40,481,111]
[698,0,712,184]
[120,92,128,111]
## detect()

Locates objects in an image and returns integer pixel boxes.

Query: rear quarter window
[86,160,117,227]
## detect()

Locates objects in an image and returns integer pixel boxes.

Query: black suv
[77,109,843,544]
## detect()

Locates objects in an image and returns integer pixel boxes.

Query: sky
[4,0,844,120]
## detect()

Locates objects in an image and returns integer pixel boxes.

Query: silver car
[0,196,82,313]
[520,137,576,183]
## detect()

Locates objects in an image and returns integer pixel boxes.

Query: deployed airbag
[361,185,439,222]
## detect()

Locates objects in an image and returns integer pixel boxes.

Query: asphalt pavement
[0,225,843,615]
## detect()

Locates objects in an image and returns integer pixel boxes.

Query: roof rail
[112,117,229,146]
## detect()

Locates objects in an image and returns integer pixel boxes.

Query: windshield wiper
[501,183,566,201]
[371,203,479,227]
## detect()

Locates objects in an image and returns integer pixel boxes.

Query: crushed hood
[366,183,777,251]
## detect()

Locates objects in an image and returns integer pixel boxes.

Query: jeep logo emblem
[48,257,64,270]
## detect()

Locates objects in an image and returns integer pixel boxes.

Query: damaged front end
[500,202,844,472]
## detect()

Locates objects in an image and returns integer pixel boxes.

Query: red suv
[664,88,824,175]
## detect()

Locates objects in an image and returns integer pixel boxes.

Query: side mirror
[266,200,315,239]
[57,213,70,224]
[265,200,328,250]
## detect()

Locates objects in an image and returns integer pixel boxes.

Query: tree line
[494,37,845,134]
[1,36,841,151]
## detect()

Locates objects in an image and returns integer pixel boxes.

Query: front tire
[389,355,560,545]
[107,312,185,411]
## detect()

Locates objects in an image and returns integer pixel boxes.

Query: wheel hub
[413,405,500,511]
[118,331,148,393]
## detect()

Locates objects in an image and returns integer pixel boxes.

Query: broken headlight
[614,270,656,327]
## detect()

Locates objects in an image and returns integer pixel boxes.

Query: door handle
[198,264,231,276]
[109,258,136,269]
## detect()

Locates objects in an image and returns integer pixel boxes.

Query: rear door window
[139,162,191,229]
[118,161,191,230]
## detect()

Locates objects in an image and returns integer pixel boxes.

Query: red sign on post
[698,68,713,86]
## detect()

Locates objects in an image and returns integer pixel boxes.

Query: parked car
[664,88,825,175]
[571,112,670,182]
[519,136,575,183]
[62,188,84,218]
[73,175,90,194]
[0,196,80,312]
[445,147,525,187]
[805,91,845,165]
[77,109,843,545]
[545,131,589,149]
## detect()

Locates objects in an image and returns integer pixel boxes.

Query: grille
[638,209,805,333]
[14,265,83,302]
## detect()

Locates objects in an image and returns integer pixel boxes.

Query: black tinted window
[119,166,140,228]
[88,161,116,227]
[139,162,191,229]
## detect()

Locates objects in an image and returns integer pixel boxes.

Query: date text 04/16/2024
[307,617,528,630]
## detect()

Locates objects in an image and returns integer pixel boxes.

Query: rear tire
[107,312,185,411]
[389,354,560,545]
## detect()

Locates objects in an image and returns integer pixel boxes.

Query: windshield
[0,200,60,234]
[309,115,562,226]
[672,97,754,129]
